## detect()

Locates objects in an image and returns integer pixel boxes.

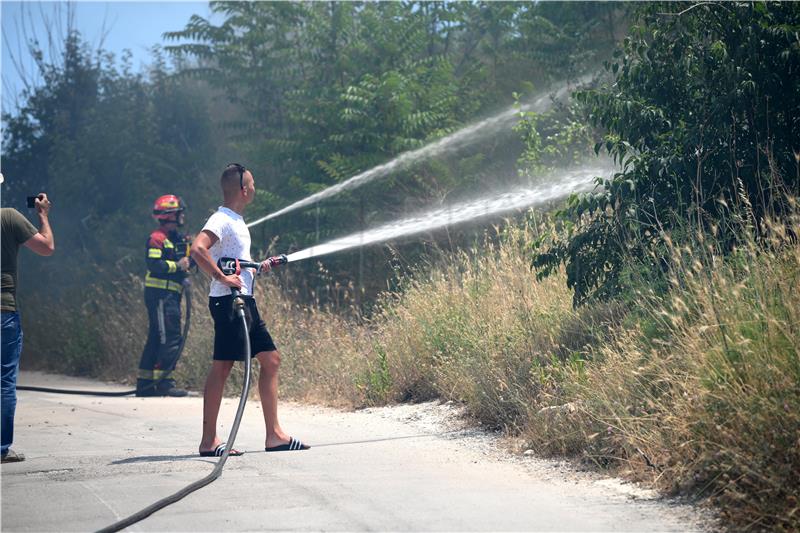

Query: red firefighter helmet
[152,194,185,222]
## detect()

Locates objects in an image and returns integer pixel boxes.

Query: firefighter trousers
[136,288,182,395]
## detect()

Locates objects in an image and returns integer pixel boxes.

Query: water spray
[247,77,593,229]
[282,166,611,264]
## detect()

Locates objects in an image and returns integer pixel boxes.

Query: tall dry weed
[526,211,800,531]
[259,282,372,406]
[369,224,579,426]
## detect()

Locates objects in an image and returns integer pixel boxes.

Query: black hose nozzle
[218,257,258,275]
[218,255,286,277]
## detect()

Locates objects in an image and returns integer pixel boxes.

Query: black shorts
[209,295,277,360]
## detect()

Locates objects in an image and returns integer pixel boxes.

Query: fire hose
[96,255,287,533]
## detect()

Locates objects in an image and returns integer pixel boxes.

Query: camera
[26,194,43,208]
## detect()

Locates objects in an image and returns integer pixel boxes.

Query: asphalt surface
[1,371,709,532]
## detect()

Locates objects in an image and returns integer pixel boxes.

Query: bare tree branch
[95,3,115,56]
[3,17,32,95]
[658,1,732,17]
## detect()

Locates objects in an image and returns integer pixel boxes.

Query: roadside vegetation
[5,2,799,531]
[23,200,799,530]
[278,198,800,532]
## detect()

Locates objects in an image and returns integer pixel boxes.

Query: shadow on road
[110,454,215,465]
[108,430,481,465]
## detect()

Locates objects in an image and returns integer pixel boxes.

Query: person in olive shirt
[1,177,55,464]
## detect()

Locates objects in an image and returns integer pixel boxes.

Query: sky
[1,1,218,114]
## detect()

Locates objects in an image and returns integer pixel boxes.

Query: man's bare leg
[199,359,234,452]
[256,350,290,448]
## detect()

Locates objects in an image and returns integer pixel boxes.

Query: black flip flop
[199,442,244,457]
[265,437,310,452]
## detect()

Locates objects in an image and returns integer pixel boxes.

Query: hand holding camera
[26,193,51,216]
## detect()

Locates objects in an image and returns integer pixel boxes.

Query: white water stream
[286,165,610,263]
[247,79,588,229]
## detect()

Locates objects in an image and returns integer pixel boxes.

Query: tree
[2,31,217,283]
[534,2,800,305]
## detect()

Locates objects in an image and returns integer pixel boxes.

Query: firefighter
[136,195,191,397]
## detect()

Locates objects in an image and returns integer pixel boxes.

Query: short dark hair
[222,163,247,190]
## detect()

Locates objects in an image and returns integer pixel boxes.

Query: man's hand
[24,192,54,256]
[219,273,244,290]
[259,260,272,274]
[177,256,191,271]
[34,193,51,216]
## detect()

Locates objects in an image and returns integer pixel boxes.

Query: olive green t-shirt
[1,208,37,312]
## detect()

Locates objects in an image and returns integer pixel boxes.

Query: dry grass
[22,272,150,382]
[368,224,578,427]
[21,269,372,402]
[275,213,800,531]
[525,213,800,531]
[259,282,372,407]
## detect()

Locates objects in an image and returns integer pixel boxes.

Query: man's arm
[190,230,242,289]
[23,193,54,256]
[146,233,189,274]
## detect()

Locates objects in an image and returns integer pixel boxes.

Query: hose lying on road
[96,290,251,533]
[16,289,192,397]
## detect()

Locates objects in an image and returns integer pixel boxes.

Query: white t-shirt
[201,206,255,297]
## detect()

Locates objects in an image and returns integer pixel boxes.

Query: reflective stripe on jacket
[146,228,189,292]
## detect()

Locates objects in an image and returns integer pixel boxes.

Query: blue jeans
[1,312,23,455]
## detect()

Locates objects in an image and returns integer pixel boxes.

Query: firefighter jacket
[145,228,190,293]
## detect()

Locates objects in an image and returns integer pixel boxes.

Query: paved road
[2,372,707,532]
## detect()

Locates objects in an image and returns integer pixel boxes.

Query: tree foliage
[2,2,627,302]
[162,1,625,297]
[2,32,218,287]
[534,2,800,306]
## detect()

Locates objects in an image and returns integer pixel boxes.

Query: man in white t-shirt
[190,163,309,456]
